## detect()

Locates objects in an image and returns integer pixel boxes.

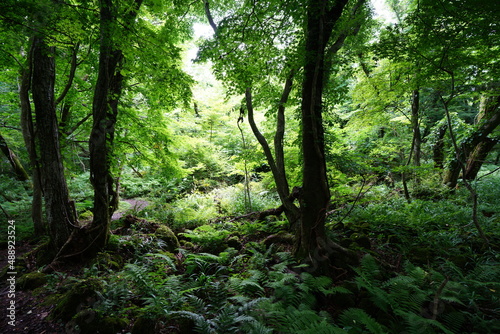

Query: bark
[32,36,76,250]
[0,133,29,181]
[443,91,500,187]
[19,50,44,235]
[433,124,447,169]
[88,0,142,252]
[464,137,498,180]
[411,89,421,166]
[245,83,301,228]
[297,0,349,267]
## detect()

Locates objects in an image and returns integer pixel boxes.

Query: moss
[350,233,371,249]
[155,225,180,252]
[50,278,103,321]
[227,235,242,249]
[79,210,93,220]
[263,231,295,247]
[92,252,124,270]
[17,272,48,290]
[132,316,157,334]
[67,310,128,334]
[105,234,121,251]
[180,240,195,249]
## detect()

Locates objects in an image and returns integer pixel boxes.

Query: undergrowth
[3,169,500,333]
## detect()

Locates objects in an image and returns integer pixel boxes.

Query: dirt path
[111,198,149,221]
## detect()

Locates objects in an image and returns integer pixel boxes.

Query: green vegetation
[0,0,499,332]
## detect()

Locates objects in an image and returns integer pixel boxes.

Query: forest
[0,0,499,333]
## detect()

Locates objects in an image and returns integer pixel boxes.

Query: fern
[339,308,387,334]
[229,277,265,297]
[397,310,455,334]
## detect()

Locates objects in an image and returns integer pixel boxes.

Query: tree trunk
[88,0,142,252]
[433,124,447,169]
[32,36,76,250]
[296,0,350,271]
[443,91,500,187]
[411,89,421,166]
[464,137,498,180]
[19,52,44,235]
[245,84,301,229]
[0,133,29,181]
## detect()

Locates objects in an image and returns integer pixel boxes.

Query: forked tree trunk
[31,36,76,250]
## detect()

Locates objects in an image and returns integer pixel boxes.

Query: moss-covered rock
[226,236,242,249]
[132,316,157,334]
[91,251,124,271]
[79,210,93,221]
[67,309,128,334]
[263,231,294,247]
[17,272,48,290]
[50,278,103,321]
[179,240,195,249]
[155,225,180,252]
[350,233,371,249]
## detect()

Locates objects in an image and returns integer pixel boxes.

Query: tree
[31,35,77,250]
[377,0,500,187]
[86,0,144,253]
[87,0,193,253]
[200,0,368,270]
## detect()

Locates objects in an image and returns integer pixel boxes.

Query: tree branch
[204,0,218,33]
[55,43,79,106]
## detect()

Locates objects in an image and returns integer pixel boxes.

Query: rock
[50,278,102,321]
[17,272,48,290]
[155,225,180,252]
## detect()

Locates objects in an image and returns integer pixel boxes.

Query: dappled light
[0,0,499,333]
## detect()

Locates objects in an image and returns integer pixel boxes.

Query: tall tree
[88,0,143,252]
[31,35,77,250]
[201,0,367,270]
[296,0,349,264]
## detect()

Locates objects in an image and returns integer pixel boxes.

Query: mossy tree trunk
[0,133,29,181]
[443,91,500,187]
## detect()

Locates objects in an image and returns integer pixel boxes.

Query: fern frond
[339,308,387,334]
[442,311,466,333]
[356,254,382,282]
[396,310,455,334]
[146,252,177,270]
[229,277,265,297]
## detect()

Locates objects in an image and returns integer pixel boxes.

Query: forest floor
[0,242,65,333]
[0,199,149,333]
[111,198,149,220]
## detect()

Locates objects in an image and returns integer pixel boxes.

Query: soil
[0,242,65,333]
